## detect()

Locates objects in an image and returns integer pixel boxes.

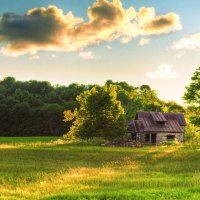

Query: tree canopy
[184,67,200,127]
[64,85,127,140]
[0,77,93,136]
[0,76,186,137]
[184,67,200,105]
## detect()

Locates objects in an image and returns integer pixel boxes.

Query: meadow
[0,137,200,200]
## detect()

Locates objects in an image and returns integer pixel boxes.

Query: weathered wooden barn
[128,112,187,145]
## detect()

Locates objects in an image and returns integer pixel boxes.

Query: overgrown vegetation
[1,137,200,200]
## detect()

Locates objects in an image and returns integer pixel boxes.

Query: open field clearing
[0,137,200,200]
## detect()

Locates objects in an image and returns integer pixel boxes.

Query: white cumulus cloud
[138,38,150,46]
[106,45,112,49]
[146,64,179,79]
[172,32,200,50]
[0,1,182,56]
[29,55,40,60]
[79,51,95,60]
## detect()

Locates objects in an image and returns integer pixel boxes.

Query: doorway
[151,133,157,144]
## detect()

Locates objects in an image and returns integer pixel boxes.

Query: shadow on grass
[41,189,193,200]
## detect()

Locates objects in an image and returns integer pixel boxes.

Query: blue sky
[0,0,200,104]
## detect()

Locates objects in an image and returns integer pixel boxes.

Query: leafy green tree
[162,101,185,113]
[185,123,200,143]
[64,85,127,140]
[0,76,186,137]
[138,86,163,112]
[0,77,91,136]
[184,67,200,127]
[106,80,139,119]
[106,81,164,119]
[41,104,66,135]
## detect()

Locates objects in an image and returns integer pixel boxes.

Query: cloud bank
[0,0,182,56]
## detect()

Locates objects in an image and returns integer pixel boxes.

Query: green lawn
[0,137,200,200]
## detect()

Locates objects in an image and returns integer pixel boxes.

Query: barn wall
[139,132,184,144]
[156,132,184,144]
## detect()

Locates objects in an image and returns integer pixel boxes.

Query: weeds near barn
[0,137,200,200]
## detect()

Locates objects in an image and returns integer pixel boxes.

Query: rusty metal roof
[164,113,187,126]
[150,112,167,122]
[128,111,186,133]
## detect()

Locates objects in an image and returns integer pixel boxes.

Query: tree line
[0,77,185,136]
[0,76,189,137]
[0,77,95,136]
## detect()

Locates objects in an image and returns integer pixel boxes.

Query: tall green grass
[0,137,200,200]
[0,136,61,144]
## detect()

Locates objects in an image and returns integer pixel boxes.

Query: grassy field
[0,137,200,200]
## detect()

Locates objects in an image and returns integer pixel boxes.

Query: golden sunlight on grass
[68,167,115,178]
[1,138,200,200]
[104,156,139,170]
[0,139,68,149]
[0,167,120,199]
[0,144,21,149]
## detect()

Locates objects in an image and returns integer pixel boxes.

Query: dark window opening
[145,134,150,142]
[167,135,175,141]
[132,133,137,140]
[151,133,157,144]
[156,121,166,125]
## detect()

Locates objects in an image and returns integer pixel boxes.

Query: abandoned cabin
[128,112,187,145]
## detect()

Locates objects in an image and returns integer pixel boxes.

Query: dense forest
[0,77,187,137]
[0,77,96,136]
